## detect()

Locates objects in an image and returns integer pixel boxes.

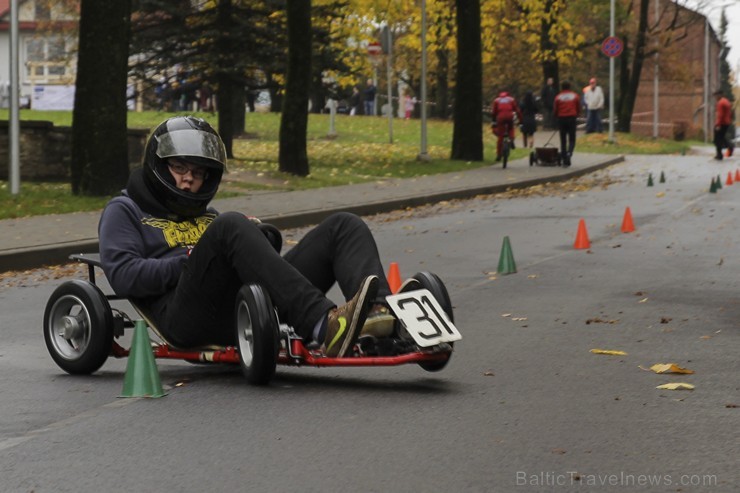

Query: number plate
[386,289,462,347]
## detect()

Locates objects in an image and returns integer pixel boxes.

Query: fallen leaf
[527,274,538,279]
[638,298,648,303]
[655,191,665,198]
[483,370,495,377]
[726,403,738,408]
[656,382,694,391]
[501,313,512,318]
[590,349,628,356]
[649,363,694,374]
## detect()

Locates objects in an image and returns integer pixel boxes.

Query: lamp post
[608,0,615,143]
[418,0,429,161]
[9,0,20,195]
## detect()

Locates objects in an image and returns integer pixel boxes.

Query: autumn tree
[278,0,312,175]
[450,0,483,161]
[71,0,131,196]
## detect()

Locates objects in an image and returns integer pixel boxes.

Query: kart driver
[98,116,407,357]
[491,91,523,162]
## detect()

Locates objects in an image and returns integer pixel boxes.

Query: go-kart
[43,253,461,386]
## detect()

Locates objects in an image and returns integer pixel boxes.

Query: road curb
[0,155,624,273]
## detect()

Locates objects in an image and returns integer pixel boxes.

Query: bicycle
[492,120,515,169]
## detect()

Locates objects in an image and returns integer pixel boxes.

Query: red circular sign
[601,36,623,58]
[367,41,382,56]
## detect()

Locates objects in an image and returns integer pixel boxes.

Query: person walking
[540,77,556,130]
[713,89,733,160]
[584,78,605,133]
[363,79,377,116]
[519,91,538,149]
[553,80,580,167]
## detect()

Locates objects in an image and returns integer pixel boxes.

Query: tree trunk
[215,0,236,156]
[434,48,450,119]
[217,75,236,158]
[71,0,131,196]
[540,0,560,90]
[618,0,650,133]
[450,0,483,161]
[233,84,246,135]
[279,0,311,176]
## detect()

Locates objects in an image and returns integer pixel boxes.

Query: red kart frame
[43,254,456,385]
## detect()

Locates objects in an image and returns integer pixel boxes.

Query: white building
[0,0,78,109]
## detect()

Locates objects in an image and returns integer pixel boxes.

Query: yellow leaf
[656,383,694,390]
[649,363,695,374]
[590,349,627,356]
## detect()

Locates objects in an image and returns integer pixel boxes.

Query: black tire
[234,284,279,385]
[502,139,510,169]
[529,151,535,166]
[43,280,114,375]
[411,272,455,372]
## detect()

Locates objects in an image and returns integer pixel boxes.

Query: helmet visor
[155,129,226,167]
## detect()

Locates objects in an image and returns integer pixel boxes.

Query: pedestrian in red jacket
[553,81,580,167]
[491,91,523,162]
[713,89,734,160]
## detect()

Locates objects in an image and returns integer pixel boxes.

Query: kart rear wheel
[411,272,455,372]
[43,280,114,375]
[529,151,536,166]
[235,284,279,385]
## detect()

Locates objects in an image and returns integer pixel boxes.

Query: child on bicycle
[491,91,523,162]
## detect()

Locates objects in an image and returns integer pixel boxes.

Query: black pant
[159,212,390,347]
[714,124,730,157]
[558,116,577,157]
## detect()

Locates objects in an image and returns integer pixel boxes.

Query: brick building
[632,2,726,140]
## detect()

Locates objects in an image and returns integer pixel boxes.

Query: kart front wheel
[235,284,279,385]
[43,280,114,375]
[411,272,455,372]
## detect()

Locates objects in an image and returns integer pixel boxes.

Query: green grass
[0,109,695,218]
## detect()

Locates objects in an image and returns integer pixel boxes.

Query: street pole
[385,26,393,144]
[418,0,429,161]
[653,0,659,139]
[9,0,20,195]
[608,0,616,143]
[703,17,709,143]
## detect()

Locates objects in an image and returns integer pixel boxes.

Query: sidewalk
[0,153,624,272]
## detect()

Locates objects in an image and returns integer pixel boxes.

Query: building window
[25,36,69,82]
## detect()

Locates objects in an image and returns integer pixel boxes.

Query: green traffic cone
[497,236,517,275]
[659,171,666,183]
[716,174,723,190]
[710,178,717,193]
[647,173,654,187]
[120,320,165,398]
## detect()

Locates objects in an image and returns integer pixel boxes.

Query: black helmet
[143,116,226,217]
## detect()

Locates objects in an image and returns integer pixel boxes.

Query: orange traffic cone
[387,262,402,294]
[621,207,635,233]
[726,172,734,186]
[574,219,591,249]
[734,169,740,182]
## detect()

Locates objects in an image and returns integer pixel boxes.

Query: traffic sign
[367,41,382,57]
[601,36,623,58]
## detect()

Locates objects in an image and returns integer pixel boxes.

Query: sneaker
[323,275,378,357]
[728,146,734,157]
[714,154,723,161]
[397,278,421,293]
[360,304,395,338]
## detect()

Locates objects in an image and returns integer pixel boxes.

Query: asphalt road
[0,155,737,492]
